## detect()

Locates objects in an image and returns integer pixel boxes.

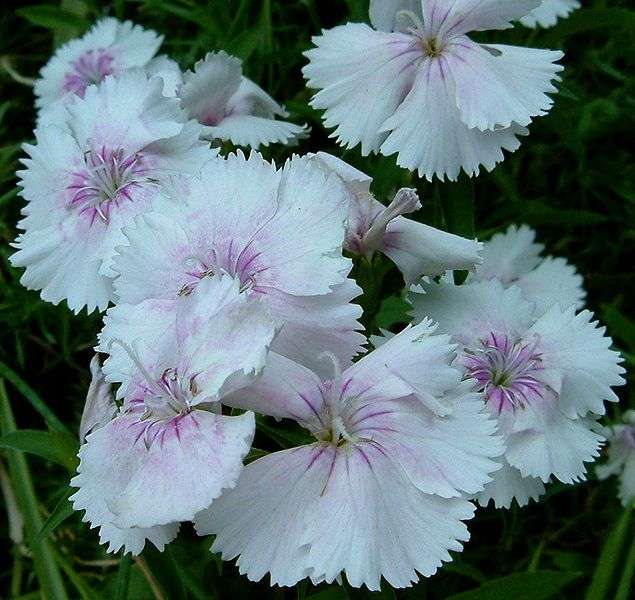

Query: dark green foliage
[0,1,633,598]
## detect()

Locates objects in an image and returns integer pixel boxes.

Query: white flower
[468,224,585,313]
[597,411,635,506]
[35,18,162,111]
[520,0,581,28]
[408,278,625,508]
[194,320,503,589]
[303,0,564,181]
[10,70,213,314]
[179,51,306,148]
[310,152,482,282]
[71,275,276,554]
[100,151,364,380]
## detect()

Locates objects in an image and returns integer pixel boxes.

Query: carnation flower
[71,275,277,554]
[194,320,503,589]
[310,152,482,282]
[408,278,625,508]
[179,51,306,147]
[100,151,364,380]
[11,70,213,313]
[468,224,585,313]
[520,0,581,28]
[597,411,635,506]
[303,0,564,181]
[35,18,162,114]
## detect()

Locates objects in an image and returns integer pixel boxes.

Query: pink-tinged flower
[520,0,580,28]
[597,411,635,506]
[310,152,482,282]
[79,356,117,443]
[468,224,584,313]
[194,320,503,589]
[10,70,213,314]
[102,151,364,380]
[35,18,162,112]
[408,279,625,508]
[179,52,306,148]
[303,1,564,181]
[71,275,276,555]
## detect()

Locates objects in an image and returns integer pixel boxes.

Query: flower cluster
[8,3,628,593]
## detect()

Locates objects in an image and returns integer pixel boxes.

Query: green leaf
[15,4,87,30]
[37,488,74,541]
[586,504,633,600]
[0,429,78,471]
[114,555,132,600]
[441,176,476,240]
[447,570,581,600]
[0,360,70,434]
[615,533,635,600]
[375,296,411,330]
[0,380,69,600]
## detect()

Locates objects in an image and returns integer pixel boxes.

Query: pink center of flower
[68,147,152,223]
[63,49,114,97]
[464,333,545,413]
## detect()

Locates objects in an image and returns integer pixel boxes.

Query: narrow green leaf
[447,570,581,600]
[37,488,74,541]
[0,360,70,434]
[442,177,476,240]
[615,531,635,600]
[375,296,411,330]
[0,380,69,600]
[15,5,87,30]
[0,429,78,471]
[114,555,132,600]
[586,504,633,600]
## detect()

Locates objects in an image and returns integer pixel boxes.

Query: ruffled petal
[517,256,585,313]
[71,409,254,531]
[383,216,482,282]
[520,0,580,28]
[196,442,475,589]
[353,389,503,498]
[408,279,536,348]
[195,445,327,586]
[202,114,306,147]
[379,59,527,181]
[79,356,117,442]
[303,23,420,155]
[178,51,242,125]
[265,280,365,377]
[369,0,423,32]
[96,521,179,556]
[528,306,625,418]
[476,458,545,508]
[145,55,182,97]
[471,224,544,284]
[421,0,540,38]
[446,39,563,130]
[345,319,461,415]
[504,404,603,483]
[221,352,326,428]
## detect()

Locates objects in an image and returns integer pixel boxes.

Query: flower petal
[202,114,306,148]
[447,39,563,130]
[369,0,422,31]
[421,0,540,38]
[178,51,242,125]
[383,216,482,282]
[520,0,580,28]
[303,23,420,155]
[528,306,625,418]
[71,409,254,530]
[476,458,545,508]
[379,59,527,181]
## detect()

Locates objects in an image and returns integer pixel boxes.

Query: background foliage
[0,1,633,598]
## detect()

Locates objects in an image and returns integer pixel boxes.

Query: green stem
[0,379,69,600]
[115,554,132,600]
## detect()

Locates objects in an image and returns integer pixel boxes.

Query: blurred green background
[0,1,633,598]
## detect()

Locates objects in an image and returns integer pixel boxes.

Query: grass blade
[115,555,133,600]
[0,379,69,600]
